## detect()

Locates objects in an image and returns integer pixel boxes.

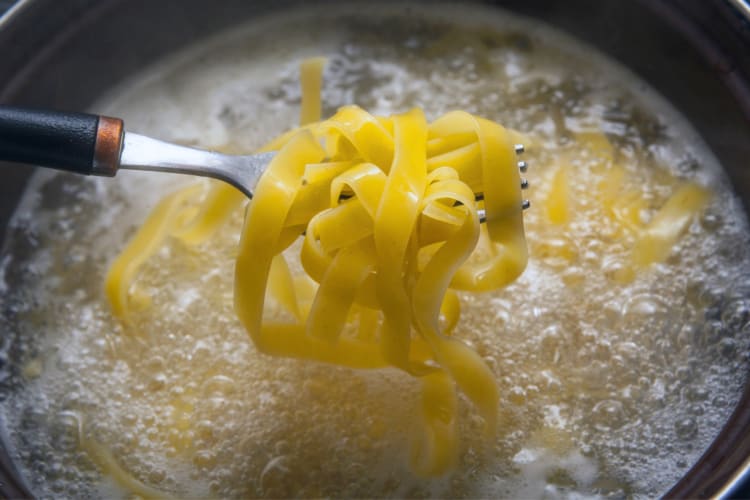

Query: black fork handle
[0,106,124,176]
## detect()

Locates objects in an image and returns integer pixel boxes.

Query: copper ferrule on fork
[91,116,124,177]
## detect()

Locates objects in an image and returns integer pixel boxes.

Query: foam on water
[1,3,749,498]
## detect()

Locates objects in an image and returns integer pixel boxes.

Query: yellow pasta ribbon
[632,182,711,266]
[299,57,326,125]
[81,434,170,500]
[105,59,530,480]
[374,109,429,372]
[430,112,528,291]
[105,184,202,318]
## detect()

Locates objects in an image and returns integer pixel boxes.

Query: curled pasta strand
[106,58,530,482]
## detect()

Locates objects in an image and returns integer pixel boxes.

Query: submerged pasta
[105,60,528,476]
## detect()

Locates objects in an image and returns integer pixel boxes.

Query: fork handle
[0,106,124,176]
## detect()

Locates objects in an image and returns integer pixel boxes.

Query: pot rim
[0,0,28,27]
[728,0,750,21]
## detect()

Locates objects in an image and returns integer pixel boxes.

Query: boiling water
[2,4,750,498]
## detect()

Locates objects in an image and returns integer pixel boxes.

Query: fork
[0,106,530,217]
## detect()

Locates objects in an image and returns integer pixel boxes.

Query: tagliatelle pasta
[105,59,528,476]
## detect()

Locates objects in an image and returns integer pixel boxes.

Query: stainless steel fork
[0,106,530,217]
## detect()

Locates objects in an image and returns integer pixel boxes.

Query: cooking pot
[0,0,749,497]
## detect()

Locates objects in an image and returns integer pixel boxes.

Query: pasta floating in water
[543,129,713,282]
[105,59,528,475]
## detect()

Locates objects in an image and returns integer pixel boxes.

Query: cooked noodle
[105,59,528,476]
[102,55,710,487]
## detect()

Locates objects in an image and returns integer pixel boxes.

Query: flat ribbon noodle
[105,59,530,481]
[374,109,429,373]
[429,111,528,291]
